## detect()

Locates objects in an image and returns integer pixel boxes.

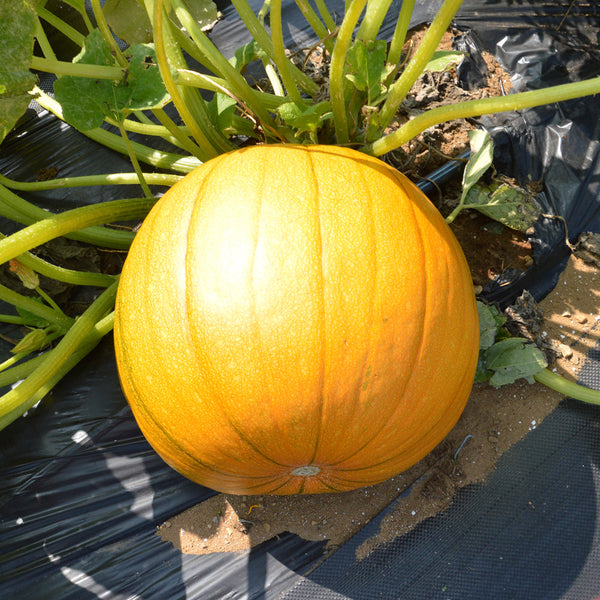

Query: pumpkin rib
[319,160,382,465]
[185,153,294,479]
[305,149,327,467]
[321,165,430,468]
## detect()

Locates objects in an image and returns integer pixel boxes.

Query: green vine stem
[90,0,128,68]
[230,0,320,97]
[270,0,306,108]
[330,0,369,144]
[0,197,155,266]
[364,75,600,157]
[0,172,181,192]
[294,0,335,53]
[0,183,139,250]
[30,56,123,80]
[0,286,117,430]
[36,5,86,47]
[115,119,153,198]
[357,0,394,42]
[534,369,600,406]
[314,0,336,31]
[378,0,464,130]
[170,0,283,131]
[0,283,74,331]
[6,242,117,288]
[152,0,233,159]
[387,0,416,67]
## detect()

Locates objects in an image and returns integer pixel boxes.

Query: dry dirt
[157,30,600,560]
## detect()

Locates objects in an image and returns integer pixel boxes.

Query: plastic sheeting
[2,1,600,598]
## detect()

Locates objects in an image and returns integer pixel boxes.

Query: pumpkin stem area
[291,466,322,477]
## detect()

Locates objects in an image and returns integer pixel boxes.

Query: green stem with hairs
[357,0,394,42]
[0,183,141,250]
[115,119,153,198]
[171,0,283,130]
[535,369,600,406]
[30,56,123,80]
[330,0,369,144]
[230,0,319,97]
[0,287,117,429]
[378,0,464,130]
[0,283,74,331]
[0,172,180,192]
[90,0,128,68]
[364,75,600,157]
[152,0,232,158]
[36,5,86,47]
[270,0,306,108]
[294,0,335,53]
[387,0,415,67]
[314,0,336,31]
[0,197,154,265]
[8,247,117,288]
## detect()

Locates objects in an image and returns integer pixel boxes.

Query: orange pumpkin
[114,144,479,495]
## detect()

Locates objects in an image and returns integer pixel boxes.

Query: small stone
[575,315,588,324]
[263,522,271,533]
[561,311,571,318]
[558,343,573,359]
[164,521,172,528]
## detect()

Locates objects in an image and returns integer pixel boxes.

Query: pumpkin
[114,144,479,495]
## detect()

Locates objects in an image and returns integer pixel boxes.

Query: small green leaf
[465,181,542,233]
[104,0,153,45]
[461,129,494,199]
[276,101,333,139]
[54,30,169,130]
[206,92,237,132]
[123,43,170,110]
[424,50,464,73]
[0,0,37,142]
[485,337,547,387]
[477,301,505,351]
[229,40,267,72]
[345,39,392,106]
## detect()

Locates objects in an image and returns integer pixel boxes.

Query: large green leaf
[0,0,37,142]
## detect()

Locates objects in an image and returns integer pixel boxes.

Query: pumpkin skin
[114,144,479,495]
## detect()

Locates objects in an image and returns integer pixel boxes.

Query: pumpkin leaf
[277,100,333,139]
[485,337,548,387]
[0,0,37,143]
[475,300,544,386]
[206,92,237,132]
[104,0,153,45]
[54,30,169,130]
[345,39,393,106]
[464,180,543,233]
[477,301,506,351]
[229,40,267,72]
[460,129,494,200]
[423,50,464,73]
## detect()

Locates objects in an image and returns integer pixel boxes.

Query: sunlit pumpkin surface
[114,144,479,495]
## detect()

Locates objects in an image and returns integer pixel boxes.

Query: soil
[157,30,599,561]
